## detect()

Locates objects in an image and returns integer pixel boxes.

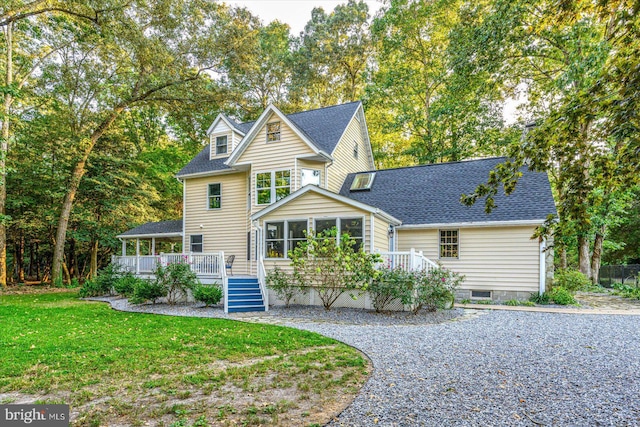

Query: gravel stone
[95,297,640,426]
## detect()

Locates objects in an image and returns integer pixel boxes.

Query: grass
[0,291,369,426]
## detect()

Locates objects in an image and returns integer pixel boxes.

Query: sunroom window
[265,220,308,259]
[314,217,363,251]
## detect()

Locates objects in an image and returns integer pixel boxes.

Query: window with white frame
[301,168,321,187]
[215,135,228,155]
[439,229,459,259]
[265,220,308,258]
[314,217,363,251]
[353,141,359,159]
[208,183,221,209]
[256,170,290,205]
[190,235,203,253]
[266,121,281,142]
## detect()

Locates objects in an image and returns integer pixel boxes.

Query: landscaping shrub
[154,261,200,305]
[113,273,145,297]
[369,267,414,312]
[266,266,299,307]
[554,269,591,292]
[193,284,223,307]
[78,264,123,297]
[612,282,640,300]
[290,228,380,310]
[548,286,577,305]
[412,267,463,313]
[129,279,166,304]
[529,291,550,304]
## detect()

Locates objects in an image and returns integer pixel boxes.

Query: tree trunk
[578,235,591,279]
[0,22,13,288]
[51,107,124,283]
[68,237,76,278]
[590,226,605,284]
[15,234,25,283]
[89,239,98,279]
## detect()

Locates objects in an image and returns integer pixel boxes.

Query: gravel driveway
[285,311,640,426]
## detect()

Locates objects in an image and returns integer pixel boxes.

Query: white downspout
[539,238,546,294]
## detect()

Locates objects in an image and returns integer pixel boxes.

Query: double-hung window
[215,135,228,155]
[265,220,307,258]
[266,121,281,142]
[439,229,459,259]
[256,170,290,205]
[208,183,221,209]
[190,235,203,253]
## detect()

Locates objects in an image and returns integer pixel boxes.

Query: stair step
[229,294,262,301]
[228,305,266,313]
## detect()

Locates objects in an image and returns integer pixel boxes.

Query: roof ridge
[355,156,509,174]
[234,101,361,126]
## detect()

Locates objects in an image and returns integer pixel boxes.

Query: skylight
[350,172,376,191]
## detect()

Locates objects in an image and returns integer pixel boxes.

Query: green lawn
[0,292,368,426]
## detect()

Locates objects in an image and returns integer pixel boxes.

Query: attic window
[350,172,375,191]
[215,135,228,155]
[353,142,359,159]
[266,121,281,142]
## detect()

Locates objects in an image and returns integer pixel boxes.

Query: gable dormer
[206,114,245,160]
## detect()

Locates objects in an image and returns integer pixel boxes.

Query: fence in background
[599,264,640,287]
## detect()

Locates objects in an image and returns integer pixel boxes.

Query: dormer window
[350,172,375,191]
[353,142,359,159]
[215,135,228,155]
[266,121,281,142]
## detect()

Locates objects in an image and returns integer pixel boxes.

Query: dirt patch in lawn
[0,345,371,426]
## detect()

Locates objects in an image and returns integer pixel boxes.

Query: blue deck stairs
[227,277,266,313]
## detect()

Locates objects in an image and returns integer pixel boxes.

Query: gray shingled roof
[176,102,361,177]
[176,146,232,177]
[340,157,557,225]
[118,220,183,237]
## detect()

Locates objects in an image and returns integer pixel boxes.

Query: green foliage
[78,264,123,297]
[368,267,415,312]
[504,299,520,306]
[265,266,299,308]
[412,267,463,314]
[289,228,380,310]
[548,287,577,306]
[113,273,146,298]
[192,284,223,307]
[129,279,166,305]
[554,269,592,292]
[612,283,640,300]
[153,262,201,305]
[529,292,551,305]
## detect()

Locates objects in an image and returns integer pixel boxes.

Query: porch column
[121,239,126,256]
[151,238,156,255]
[136,238,140,275]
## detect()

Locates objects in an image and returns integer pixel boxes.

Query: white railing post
[409,248,416,271]
[219,251,228,314]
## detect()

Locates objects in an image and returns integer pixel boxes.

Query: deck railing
[376,249,438,273]
[112,253,225,277]
[257,255,269,312]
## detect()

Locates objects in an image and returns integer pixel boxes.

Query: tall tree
[366,0,512,166]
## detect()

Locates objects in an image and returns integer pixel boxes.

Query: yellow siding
[183,173,250,274]
[373,216,391,252]
[397,226,540,292]
[327,114,374,193]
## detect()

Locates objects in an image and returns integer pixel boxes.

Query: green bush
[193,284,223,307]
[129,279,166,304]
[78,264,123,297]
[266,266,299,308]
[504,299,520,306]
[548,286,577,305]
[113,273,145,297]
[612,282,640,300]
[369,267,414,312]
[412,267,464,314]
[154,262,200,305]
[554,269,591,292]
[529,291,550,304]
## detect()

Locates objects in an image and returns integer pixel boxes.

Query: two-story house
[115,101,556,312]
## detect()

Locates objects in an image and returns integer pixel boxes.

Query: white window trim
[264,218,309,260]
[266,121,281,142]
[215,135,228,155]
[255,169,291,205]
[439,228,460,260]
[190,234,204,253]
[207,183,222,210]
[313,216,365,250]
